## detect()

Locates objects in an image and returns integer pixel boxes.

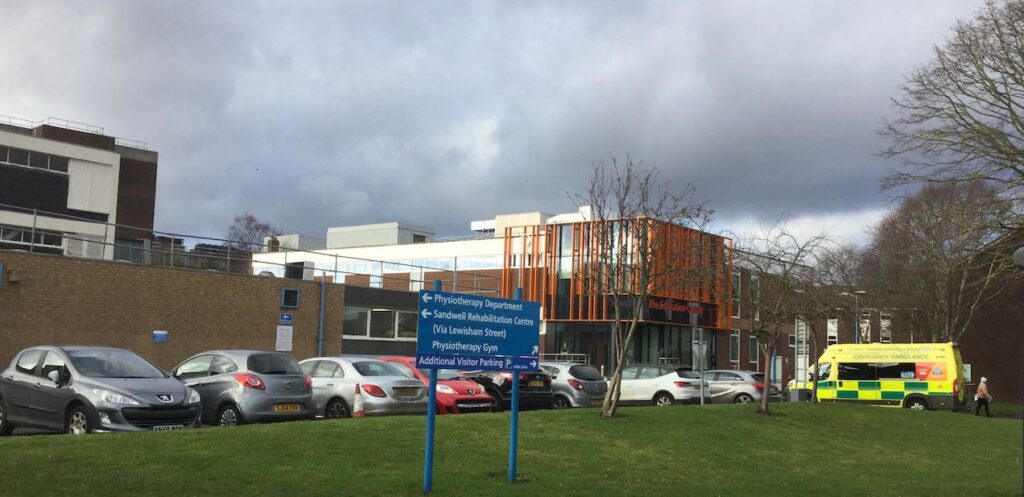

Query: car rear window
[751,373,765,383]
[568,365,604,381]
[247,354,301,375]
[676,370,702,379]
[353,360,406,377]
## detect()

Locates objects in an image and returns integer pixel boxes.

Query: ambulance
[812,342,966,410]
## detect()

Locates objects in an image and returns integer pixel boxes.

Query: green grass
[989,401,1024,419]
[1,403,1021,497]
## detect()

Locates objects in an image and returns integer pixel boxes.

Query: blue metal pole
[423,279,442,493]
[508,287,523,483]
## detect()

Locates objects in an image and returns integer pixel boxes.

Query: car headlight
[91,389,140,406]
[186,388,201,404]
[436,384,456,395]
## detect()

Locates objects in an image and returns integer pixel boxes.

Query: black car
[0,346,201,435]
[459,369,553,411]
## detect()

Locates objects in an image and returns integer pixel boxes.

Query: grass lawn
[0,403,1020,497]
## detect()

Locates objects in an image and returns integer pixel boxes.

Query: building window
[749,336,758,366]
[729,331,740,366]
[859,312,871,343]
[412,234,426,244]
[280,288,299,308]
[397,311,418,338]
[750,275,760,321]
[731,273,741,319]
[0,224,63,249]
[880,314,892,344]
[114,239,145,263]
[0,145,71,174]
[369,310,395,338]
[343,307,369,336]
[827,317,838,346]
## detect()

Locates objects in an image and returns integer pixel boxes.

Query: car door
[617,366,642,402]
[2,349,44,425]
[32,351,76,430]
[638,367,664,399]
[173,355,215,417]
[311,361,344,413]
[204,354,240,409]
[712,371,743,402]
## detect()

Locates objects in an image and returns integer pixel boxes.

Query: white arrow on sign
[531,345,538,355]
[422,293,434,303]
[529,360,537,368]
[421,309,432,319]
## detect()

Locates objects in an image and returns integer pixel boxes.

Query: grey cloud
[0,0,985,238]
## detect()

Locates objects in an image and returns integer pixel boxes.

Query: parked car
[616,364,710,406]
[704,369,779,403]
[0,346,201,435]
[172,350,314,426]
[299,356,427,418]
[540,362,607,408]
[379,356,492,414]
[459,369,553,411]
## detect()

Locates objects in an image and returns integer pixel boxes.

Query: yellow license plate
[529,380,544,388]
[273,404,301,413]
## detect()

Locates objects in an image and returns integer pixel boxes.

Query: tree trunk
[758,343,773,415]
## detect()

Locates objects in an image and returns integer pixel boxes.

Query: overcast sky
[0,1,985,245]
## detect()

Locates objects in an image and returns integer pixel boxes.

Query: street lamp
[840,290,867,344]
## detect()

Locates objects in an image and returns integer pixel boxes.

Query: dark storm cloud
[0,0,985,239]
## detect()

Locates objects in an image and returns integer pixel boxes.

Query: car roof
[540,361,595,368]
[55,346,130,352]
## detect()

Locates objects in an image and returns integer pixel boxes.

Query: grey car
[540,362,608,408]
[172,350,315,426]
[705,370,775,404]
[299,357,427,418]
[0,346,201,435]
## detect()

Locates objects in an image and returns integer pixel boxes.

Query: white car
[614,364,710,406]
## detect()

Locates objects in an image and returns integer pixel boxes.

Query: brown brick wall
[0,251,344,371]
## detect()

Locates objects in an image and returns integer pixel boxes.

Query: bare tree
[882,0,1024,227]
[574,157,714,418]
[861,181,1016,343]
[226,213,281,252]
[736,220,833,414]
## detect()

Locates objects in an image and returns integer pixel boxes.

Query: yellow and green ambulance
[813,342,966,410]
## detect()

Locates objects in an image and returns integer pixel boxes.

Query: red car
[379,356,493,415]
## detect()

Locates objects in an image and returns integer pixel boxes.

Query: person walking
[974,377,992,417]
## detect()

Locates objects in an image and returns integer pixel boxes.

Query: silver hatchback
[540,362,608,408]
[705,370,772,404]
[172,350,315,426]
[300,357,427,418]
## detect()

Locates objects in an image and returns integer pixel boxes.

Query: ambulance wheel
[904,397,929,411]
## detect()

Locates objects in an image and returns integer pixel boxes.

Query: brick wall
[0,251,344,370]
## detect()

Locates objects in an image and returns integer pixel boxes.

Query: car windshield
[569,365,604,381]
[247,354,301,375]
[67,350,165,379]
[353,360,406,377]
[676,370,702,380]
[817,362,831,380]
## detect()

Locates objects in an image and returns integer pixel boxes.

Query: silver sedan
[705,370,774,403]
[299,357,427,418]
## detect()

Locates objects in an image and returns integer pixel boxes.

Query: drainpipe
[317,277,327,356]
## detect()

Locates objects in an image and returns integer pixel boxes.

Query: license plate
[153,425,183,431]
[529,380,544,388]
[273,404,301,413]
[393,387,419,396]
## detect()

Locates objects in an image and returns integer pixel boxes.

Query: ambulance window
[876,363,916,379]
[838,363,876,381]
[817,363,831,380]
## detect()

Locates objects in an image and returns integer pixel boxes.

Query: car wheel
[653,393,674,407]
[489,390,505,412]
[66,405,92,435]
[552,396,572,409]
[325,398,351,419]
[217,404,243,427]
[734,393,754,404]
[905,398,929,411]
[0,401,12,436]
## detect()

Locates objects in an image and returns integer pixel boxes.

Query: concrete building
[0,117,157,262]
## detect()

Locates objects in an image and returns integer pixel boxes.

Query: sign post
[416,283,540,492]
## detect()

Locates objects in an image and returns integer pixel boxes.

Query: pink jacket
[976,382,992,401]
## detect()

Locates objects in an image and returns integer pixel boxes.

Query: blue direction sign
[415,290,540,371]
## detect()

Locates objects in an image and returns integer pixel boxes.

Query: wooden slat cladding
[502,219,733,330]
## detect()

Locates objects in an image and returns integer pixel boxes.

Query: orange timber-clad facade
[500,219,733,371]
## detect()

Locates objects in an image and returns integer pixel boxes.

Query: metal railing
[0,202,503,295]
[0,115,148,150]
[539,353,590,365]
